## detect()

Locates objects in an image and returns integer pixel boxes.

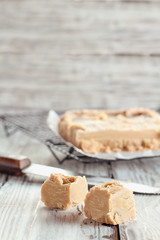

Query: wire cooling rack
[0,111,102,164]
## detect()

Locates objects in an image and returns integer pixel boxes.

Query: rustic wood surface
[0,0,160,111]
[1,0,160,239]
[1,113,160,240]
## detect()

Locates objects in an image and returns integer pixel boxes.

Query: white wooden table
[0,111,160,240]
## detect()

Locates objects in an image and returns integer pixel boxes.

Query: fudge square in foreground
[41,173,88,209]
[84,181,136,225]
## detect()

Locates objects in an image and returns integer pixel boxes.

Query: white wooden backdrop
[0,0,160,110]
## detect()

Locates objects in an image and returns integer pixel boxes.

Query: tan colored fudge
[58,108,160,154]
[41,173,88,209]
[84,181,136,225]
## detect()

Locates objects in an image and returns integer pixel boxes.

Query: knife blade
[0,153,160,194]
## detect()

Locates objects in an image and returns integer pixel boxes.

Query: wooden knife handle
[0,153,31,170]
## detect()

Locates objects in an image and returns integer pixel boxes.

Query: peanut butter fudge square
[41,173,88,209]
[84,181,136,225]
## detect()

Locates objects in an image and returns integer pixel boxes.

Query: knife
[0,153,160,195]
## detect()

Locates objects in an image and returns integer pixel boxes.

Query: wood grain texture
[119,195,160,240]
[0,0,160,110]
[0,175,41,240]
[28,203,119,240]
[112,159,160,240]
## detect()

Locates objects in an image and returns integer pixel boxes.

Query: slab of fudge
[41,173,88,209]
[58,108,160,154]
[84,181,136,225]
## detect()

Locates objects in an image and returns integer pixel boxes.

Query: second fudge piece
[84,181,136,225]
[41,173,88,210]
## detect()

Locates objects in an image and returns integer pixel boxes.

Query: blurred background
[0,0,160,111]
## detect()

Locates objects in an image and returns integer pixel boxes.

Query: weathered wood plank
[112,158,160,240]
[0,79,159,110]
[0,0,160,111]
[27,202,119,240]
[119,195,160,240]
[0,1,160,55]
[1,56,160,83]
[1,1,160,58]
[0,175,41,240]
